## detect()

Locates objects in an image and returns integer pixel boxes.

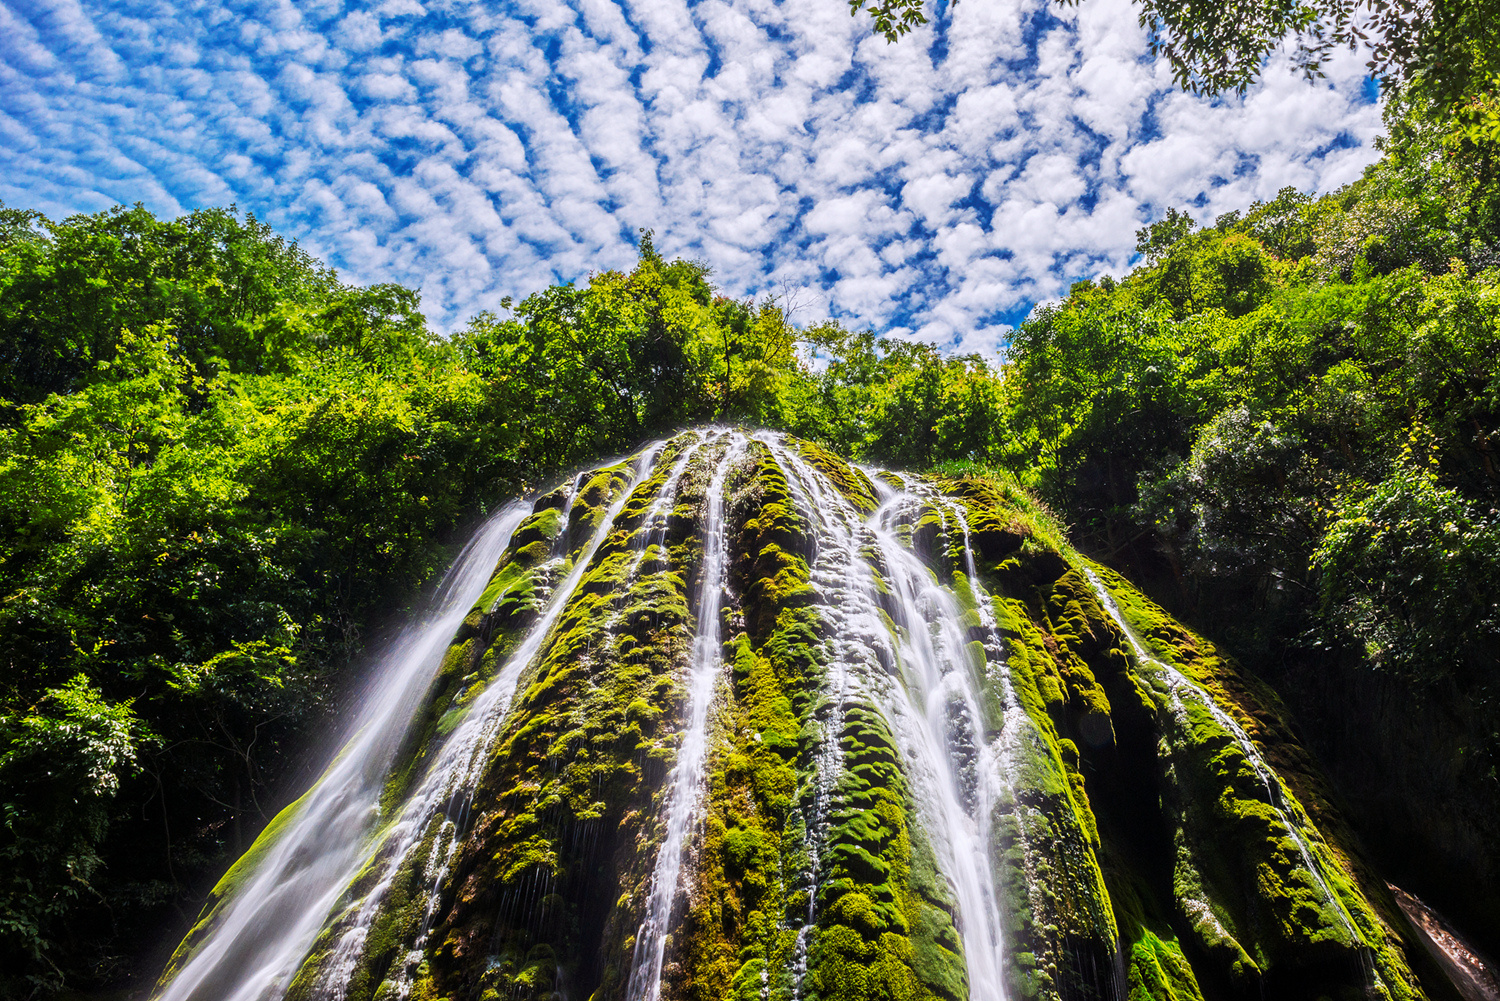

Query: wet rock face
[166,429,1445,1001]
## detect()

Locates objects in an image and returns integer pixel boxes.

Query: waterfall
[156,502,531,1001]
[608,430,720,638]
[157,429,1401,1001]
[750,435,859,999]
[947,502,1118,997]
[627,433,746,1001]
[1081,566,1367,953]
[312,443,664,999]
[865,483,1010,1001]
[754,442,1010,1001]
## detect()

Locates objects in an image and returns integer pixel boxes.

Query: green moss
[1086,563,1424,1000]
[935,485,1121,1001]
[804,702,949,1001]
[1127,930,1204,1001]
[157,782,319,985]
[212,436,1432,1001]
[170,474,587,988]
[796,440,879,514]
[677,443,820,1001]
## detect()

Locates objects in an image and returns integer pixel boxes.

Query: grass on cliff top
[929,458,1072,554]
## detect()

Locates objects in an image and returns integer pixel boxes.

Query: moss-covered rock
[177,430,1441,1001]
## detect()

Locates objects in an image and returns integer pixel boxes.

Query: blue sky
[1,0,1382,353]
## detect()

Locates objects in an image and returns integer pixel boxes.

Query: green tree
[852,0,1500,125]
[0,677,141,995]
[1134,206,1196,263]
[1314,460,1500,679]
[0,203,339,406]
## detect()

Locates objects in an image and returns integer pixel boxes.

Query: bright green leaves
[458,250,805,468]
[847,0,927,43]
[1150,232,1279,319]
[855,0,1496,133]
[710,296,801,427]
[0,202,342,403]
[1135,207,1196,264]
[494,251,720,442]
[0,675,140,802]
[1001,288,1208,536]
[797,326,1005,470]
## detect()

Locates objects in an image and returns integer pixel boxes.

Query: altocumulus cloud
[0,0,1382,352]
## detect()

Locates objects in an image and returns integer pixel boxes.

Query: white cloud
[0,0,1383,343]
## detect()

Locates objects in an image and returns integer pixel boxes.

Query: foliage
[0,203,533,993]
[1134,208,1195,263]
[0,204,344,406]
[797,326,1005,468]
[1313,459,1500,679]
[4,89,1500,990]
[0,202,1010,994]
[850,0,1500,127]
[1123,0,1500,102]
[0,676,141,993]
[991,94,1500,946]
[849,0,927,42]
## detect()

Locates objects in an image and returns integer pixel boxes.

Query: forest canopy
[1,94,1498,994]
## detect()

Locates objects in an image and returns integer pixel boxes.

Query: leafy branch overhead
[855,0,1500,113]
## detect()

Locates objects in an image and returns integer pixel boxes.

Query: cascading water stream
[609,431,718,631]
[946,503,1051,931]
[156,502,531,1001]
[384,440,713,991]
[626,433,746,1001]
[749,436,865,999]
[946,502,1128,997]
[357,472,593,1000]
[751,442,1010,1001]
[314,443,665,999]
[156,429,1404,1001]
[383,472,595,993]
[1080,567,1368,957]
[865,484,1010,1001]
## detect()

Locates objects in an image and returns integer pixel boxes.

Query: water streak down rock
[159,429,1445,1001]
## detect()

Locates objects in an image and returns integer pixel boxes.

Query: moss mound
[170,429,1449,1001]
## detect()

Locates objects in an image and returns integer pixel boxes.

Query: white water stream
[749,442,1011,1001]
[749,436,860,999]
[156,502,530,1001]
[865,484,1009,1001]
[157,431,1368,1001]
[1081,566,1366,957]
[626,433,745,1001]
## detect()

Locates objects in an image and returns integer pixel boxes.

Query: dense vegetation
[993,93,1500,949]
[1,93,1496,995]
